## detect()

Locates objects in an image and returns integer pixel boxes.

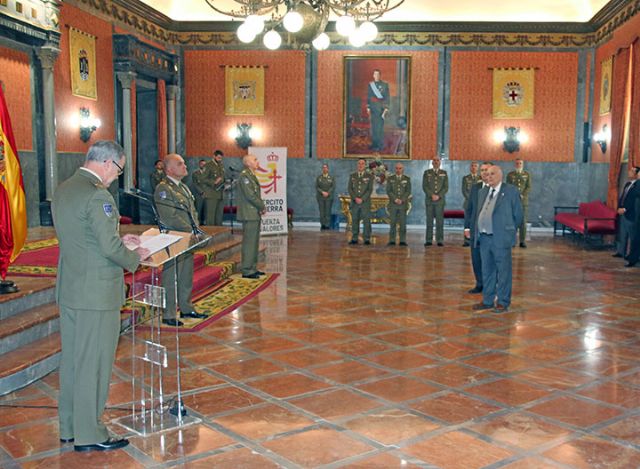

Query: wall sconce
[593,124,610,153]
[229,123,261,150]
[79,107,101,142]
[502,126,521,153]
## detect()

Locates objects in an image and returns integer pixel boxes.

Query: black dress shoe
[612,253,623,258]
[74,437,129,452]
[494,304,509,313]
[462,241,470,247]
[242,272,261,279]
[181,310,207,319]
[625,261,637,267]
[162,318,184,327]
[60,438,74,443]
[399,242,408,246]
[349,240,358,245]
[437,242,444,247]
[468,286,483,294]
[424,242,432,246]
[472,303,494,311]
[256,270,266,276]
[387,241,396,246]
[364,240,371,245]
[520,242,527,248]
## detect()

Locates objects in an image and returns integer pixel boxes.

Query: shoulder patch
[103,203,113,217]
[159,191,167,199]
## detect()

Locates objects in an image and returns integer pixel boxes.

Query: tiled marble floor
[1,229,639,468]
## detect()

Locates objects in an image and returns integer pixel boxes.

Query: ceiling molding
[61,0,638,49]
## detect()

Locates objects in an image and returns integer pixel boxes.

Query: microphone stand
[122,190,169,233]
[227,167,239,235]
[135,189,207,238]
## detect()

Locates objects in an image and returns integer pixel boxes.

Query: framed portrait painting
[343,56,411,159]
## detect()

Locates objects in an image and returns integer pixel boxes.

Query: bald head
[164,153,187,180]
[487,165,503,188]
[243,154,259,172]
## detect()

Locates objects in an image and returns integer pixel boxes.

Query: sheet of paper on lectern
[124,233,182,256]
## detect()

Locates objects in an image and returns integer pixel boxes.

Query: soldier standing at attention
[506,158,531,247]
[150,159,165,191]
[202,149,226,226]
[237,154,266,278]
[316,163,335,230]
[423,155,449,246]
[461,161,480,246]
[348,158,374,245]
[155,153,207,326]
[386,162,411,246]
[53,141,150,452]
[191,159,207,224]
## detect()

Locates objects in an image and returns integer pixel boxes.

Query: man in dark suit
[471,165,523,312]
[619,166,640,267]
[613,166,640,261]
[464,161,492,294]
[53,141,150,452]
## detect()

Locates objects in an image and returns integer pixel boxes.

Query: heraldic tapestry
[492,68,535,119]
[69,27,97,100]
[599,56,612,116]
[225,66,265,115]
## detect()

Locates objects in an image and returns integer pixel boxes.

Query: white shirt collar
[490,182,502,194]
[80,167,102,183]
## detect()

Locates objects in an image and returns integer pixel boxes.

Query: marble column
[36,45,60,201]
[116,71,136,191]
[166,84,179,154]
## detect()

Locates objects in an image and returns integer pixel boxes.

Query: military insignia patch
[103,203,113,217]
[160,191,167,199]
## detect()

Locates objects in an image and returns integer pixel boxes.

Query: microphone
[228,166,239,172]
[146,188,207,237]
[120,188,169,233]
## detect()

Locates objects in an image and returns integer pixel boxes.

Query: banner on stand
[249,147,288,235]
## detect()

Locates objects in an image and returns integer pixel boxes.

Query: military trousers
[162,252,194,319]
[241,220,261,275]
[204,196,224,226]
[58,306,120,445]
[194,195,205,224]
[350,202,371,242]
[388,203,407,243]
[518,204,528,244]
[317,196,333,228]
[426,200,445,243]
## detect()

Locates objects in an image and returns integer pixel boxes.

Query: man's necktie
[489,188,495,200]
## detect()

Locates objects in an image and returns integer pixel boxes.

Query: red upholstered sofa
[553,200,616,246]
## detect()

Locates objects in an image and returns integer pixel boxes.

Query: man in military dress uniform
[366,69,390,152]
[191,159,207,224]
[348,158,374,245]
[202,149,226,226]
[506,158,531,247]
[237,154,266,278]
[461,161,480,246]
[423,155,449,246]
[154,153,207,326]
[150,159,165,191]
[316,163,335,230]
[53,141,150,452]
[386,162,411,246]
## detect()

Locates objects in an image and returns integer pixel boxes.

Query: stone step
[0,303,59,355]
[0,332,61,396]
[0,277,56,321]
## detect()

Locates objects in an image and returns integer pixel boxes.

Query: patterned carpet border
[157,273,279,333]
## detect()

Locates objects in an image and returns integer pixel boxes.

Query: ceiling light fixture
[204,0,405,50]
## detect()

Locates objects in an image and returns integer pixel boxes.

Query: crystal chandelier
[204,0,405,50]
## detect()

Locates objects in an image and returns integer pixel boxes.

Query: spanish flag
[0,85,27,280]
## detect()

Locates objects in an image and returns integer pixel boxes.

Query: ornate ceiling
[139,0,612,23]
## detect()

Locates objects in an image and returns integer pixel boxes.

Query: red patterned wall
[592,11,640,163]
[0,47,32,151]
[55,3,115,153]
[184,50,306,158]
[316,50,439,160]
[449,51,578,162]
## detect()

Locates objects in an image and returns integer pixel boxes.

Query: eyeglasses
[112,160,124,176]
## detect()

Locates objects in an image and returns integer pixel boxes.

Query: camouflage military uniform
[237,168,265,276]
[316,173,335,229]
[202,159,225,225]
[462,173,481,210]
[150,169,165,192]
[423,168,449,244]
[386,174,411,244]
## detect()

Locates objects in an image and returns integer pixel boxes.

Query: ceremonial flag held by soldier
[0,84,27,290]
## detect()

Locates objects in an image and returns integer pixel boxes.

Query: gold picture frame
[343,56,411,159]
[599,56,613,116]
